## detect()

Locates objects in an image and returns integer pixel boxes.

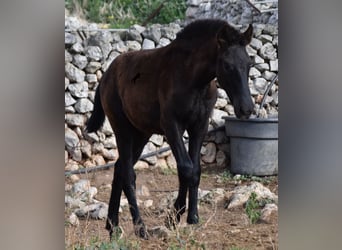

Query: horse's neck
[185,45,218,87]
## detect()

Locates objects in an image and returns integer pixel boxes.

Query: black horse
[86,19,254,239]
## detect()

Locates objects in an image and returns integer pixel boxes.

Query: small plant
[218,169,233,182]
[245,192,261,224]
[161,167,177,176]
[65,0,187,28]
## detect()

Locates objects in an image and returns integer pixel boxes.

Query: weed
[161,167,177,176]
[65,0,187,28]
[245,192,261,224]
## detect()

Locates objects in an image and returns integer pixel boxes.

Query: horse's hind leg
[121,131,150,239]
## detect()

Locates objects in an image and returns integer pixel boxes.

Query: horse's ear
[217,26,228,49]
[243,24,253,45]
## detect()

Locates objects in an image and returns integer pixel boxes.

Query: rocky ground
[65,164,278,249]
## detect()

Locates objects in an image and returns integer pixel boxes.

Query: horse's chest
[176,93,214,124]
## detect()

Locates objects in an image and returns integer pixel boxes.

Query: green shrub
[65,0,186,27]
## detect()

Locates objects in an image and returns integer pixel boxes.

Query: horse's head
[216,24,254,119]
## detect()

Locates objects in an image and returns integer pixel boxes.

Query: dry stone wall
[186,0,278,25]
[65,14,278,172]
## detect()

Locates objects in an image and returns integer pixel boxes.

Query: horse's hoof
[134,224,148,240]
[187,214,199,224]
[108,226,123,240]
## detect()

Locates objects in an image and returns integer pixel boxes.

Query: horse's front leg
[162,120,192,225]
[186,120,209,224]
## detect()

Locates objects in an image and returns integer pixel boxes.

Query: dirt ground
[65,163,278,249]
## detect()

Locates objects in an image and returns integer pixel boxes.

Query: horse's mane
[176,19,240,45]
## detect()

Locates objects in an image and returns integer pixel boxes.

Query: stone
[84,132,99,143]
[102,51,120,71]
[92,154,106,166]
[260,203,278,224]
[255,63,269,73]
[85,46,102,61]
[166,154,177,169]
[80,140,92,158]
[103,136,117,149]
[74,98,94,113]
[202,142,217,163]
[224,104,235,115]
[253,78,267,93]
[69,174,80,183]
[86,74,97,84]
[262,71,277,81]
[71,42,84,53]
[65,128,79,151]
[85,61,102,73]
[65,196,86,209]
[68,81,88,98]
[65,114,86,127]
[134,160,149,170]
[121,29,142,42]
[65,62,85,82]
[65,150,69,163]
[75,202,108,220]
[65,160,79,171]
[246,45,257,56]
[226,182,278,209]
[65,92,77,107]
[142,26,161,44]
[253,54,264,64]
[141,142,158,165]
[215,98,227,109]
[132,24,146,34]
[161,23,181,40]
[259,43,277,60]
[158,38,171,47]
[126,40,141,51]
[102,148,116,160]
[217,88,228,99]
[249,67,261,79]
[211,109,228,127]
[259,34,273,43]
[150,134,164,146]
[92,142,104,154]
[79,186,98,202]
[65,77,70,90]
[250,38,263,50]
[65,50,72,63]
[216,150,227,166]
[100,117,113,135]
[113,41,128,53]
[90,202,108,220]
[142,39,155,50]
[73,54,88,69]
[65,32,77,46]
[72,179,91,194]
[269,59,278,72]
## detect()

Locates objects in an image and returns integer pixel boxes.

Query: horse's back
[100,49,166,134]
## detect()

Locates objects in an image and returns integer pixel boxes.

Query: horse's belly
[124,100,163,135]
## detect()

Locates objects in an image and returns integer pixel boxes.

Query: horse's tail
[86,86,105,133]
